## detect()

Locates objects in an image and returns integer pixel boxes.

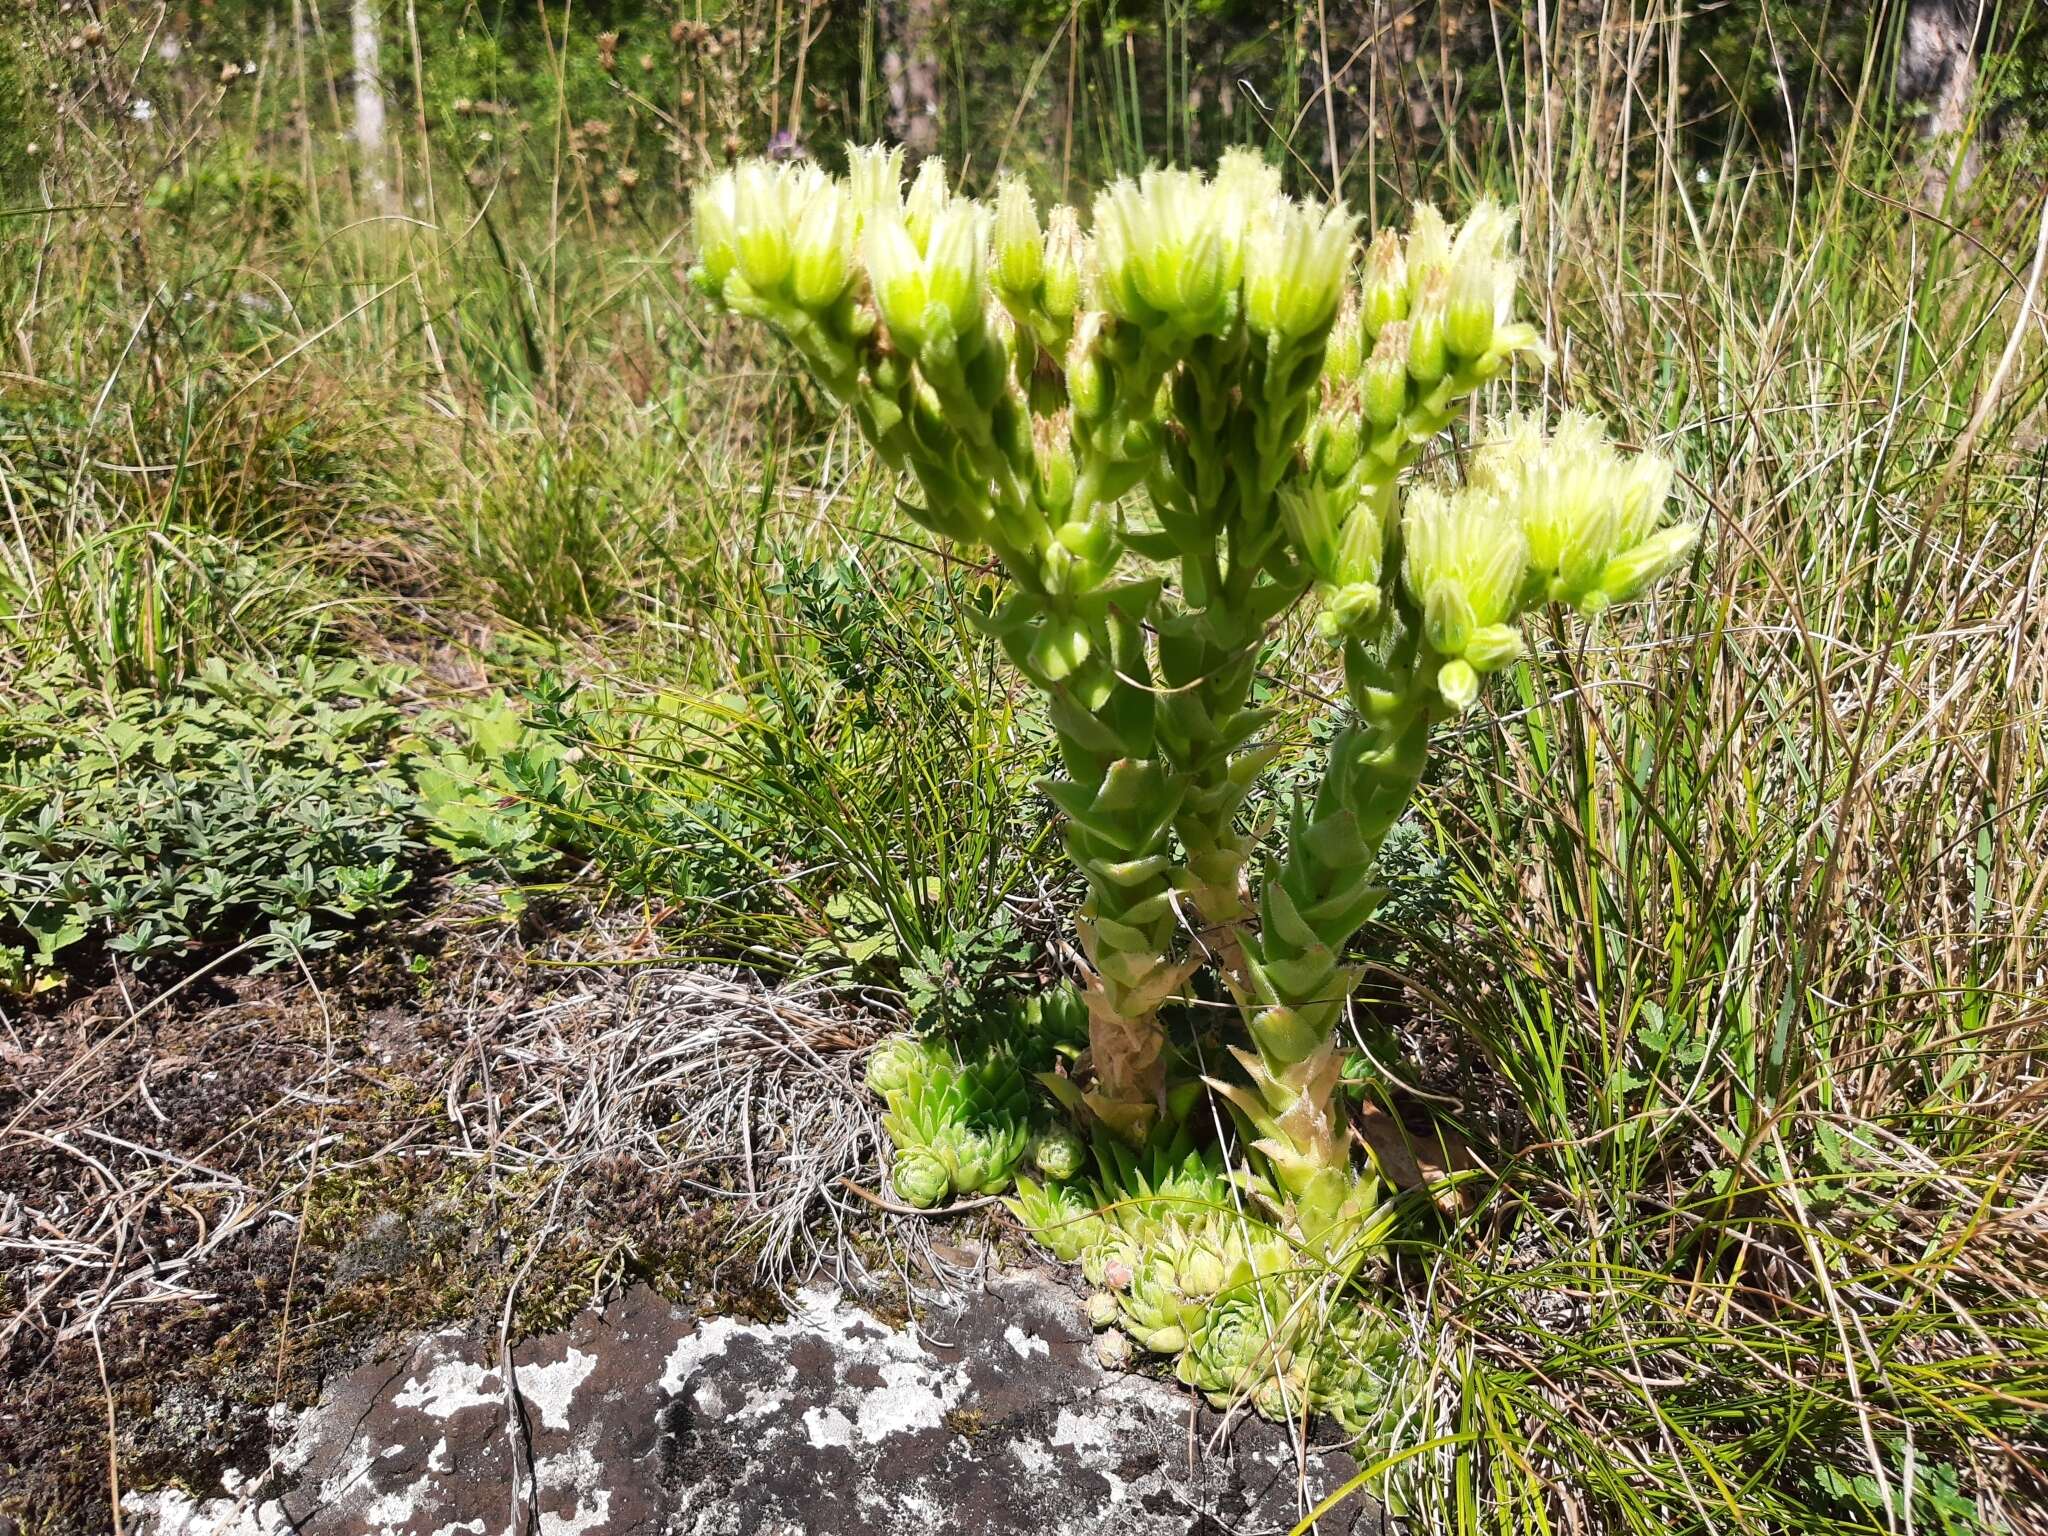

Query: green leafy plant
[691,145,1697,1419]
[0,656,423,989]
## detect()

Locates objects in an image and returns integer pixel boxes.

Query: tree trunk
[1898,0,1988,205]
[351,0,392,211]
[880,0,942,159]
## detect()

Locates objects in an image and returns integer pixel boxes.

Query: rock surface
[124,1270,1382,1535]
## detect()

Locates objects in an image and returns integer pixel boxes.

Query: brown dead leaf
[1356,1101,1478,1215]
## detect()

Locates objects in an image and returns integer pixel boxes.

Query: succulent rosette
[1176,1279,1307,1409]
[1029,1125,1088,1182]
[1118,1249,1198,1352]
[867,1039,1035,1206]
[1007,1175,1108,1261]
[889,1145,954,1210]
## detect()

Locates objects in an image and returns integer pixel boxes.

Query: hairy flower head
[1475,412,1694,612]
[1245,197,1357,341]
[991,176,1043,296]
[863,191,987,351]
[846,143,906,230]
[1401,484,1528,701]
[1092,167,1245,334]
[1359,228,1407,337]
[1404,203,1452,303]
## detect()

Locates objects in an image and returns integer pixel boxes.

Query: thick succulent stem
[1217,623,1437,1251]
[1151,335,1322,998]
[1031,588,1194,1142]
[693,151,1701,1428]
[1059,760,1195,1141]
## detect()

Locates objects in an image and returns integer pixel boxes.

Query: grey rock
[124,1270,1382,1536]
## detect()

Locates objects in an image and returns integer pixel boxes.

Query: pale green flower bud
[1464,622,1526,671]
[791,178,854,310]
[903,155,950,250]
[1402,485,1528,661]
[1214,146,1284,221]
[733,162,794,292]
[1315,581,1382,639]
[1095,1329,1135,1370]
[893,1145,953,1208]
[847,143,906,231]
[1359,228,1407,335]
[1086,1290,1121,1328]
[1033,414,1077,511]
[1614,451,1675,546]
[983,298,1018,368]
[1405,203,1451,302]
[1361,325,1409,426]
[1281,485,1338,577]
[1445,250,1502,361]
[1312,408,1363,482]
[1424,581,1477,658]
[1597,521,1699,606]
[1090,179,1146,320]
[1246,199,1357,340]
[1559,491,1621,596]
[1406,270,1448,385]
[1175,217,1229,318]
[1449,199,1515,271]
[864,213,930,344]
[1244,224,1288,333]
[1333,491,1386,587]
[1437,657,1479,712]
[1324,295,1365,381]
[1041,207,1085,319]
[1067,320,1109,421]
[922,203,986,333]
[1507,410,1609,580]
[992,177,1043,296]
[691,169,740,288]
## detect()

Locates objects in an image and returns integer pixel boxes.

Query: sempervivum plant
[864,1037,1037,1207]
[695,147,1697,1423]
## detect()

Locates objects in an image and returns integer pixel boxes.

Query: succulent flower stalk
[693,146,1697,1394]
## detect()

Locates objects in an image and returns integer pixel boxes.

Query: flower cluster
[694,145,1698,1431]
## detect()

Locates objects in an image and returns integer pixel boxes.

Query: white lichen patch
[539,1489,611,1536]
[1009,1437,1056,1476]
[1004,1323,1050,1360]
[392,1353,501,1421]
[854,1355,967,1442]
[1049,1404,1117,1455]
[130,1278,1375,1536]
[803,1405,855,1449]
[120,1489,292,1536]
[517,1347,598,1432]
